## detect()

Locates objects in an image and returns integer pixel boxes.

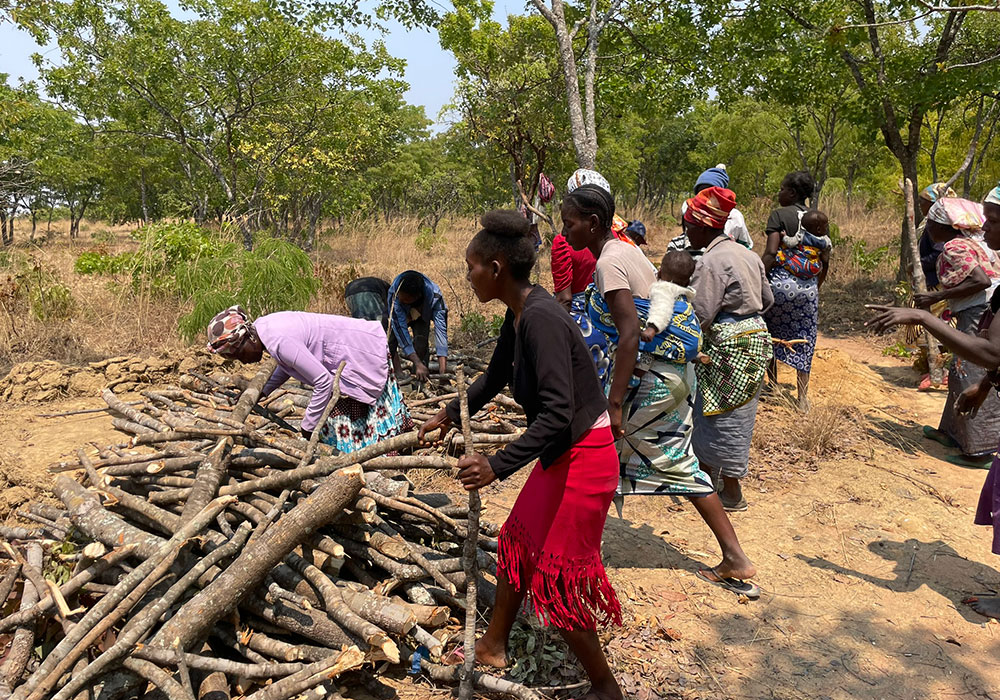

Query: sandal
[944,454,994,469]
[720,495,748,512]
[922,426,958,448]
[696,567,760,600]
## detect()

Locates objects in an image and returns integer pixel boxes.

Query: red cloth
[497,425,622,630]
[550,234,597,295]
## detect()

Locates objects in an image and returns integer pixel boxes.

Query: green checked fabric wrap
[697,315,773,416]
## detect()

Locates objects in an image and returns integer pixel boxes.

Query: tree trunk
[140,169,150,224]
[896,154,921,283]
[531,0,595,168]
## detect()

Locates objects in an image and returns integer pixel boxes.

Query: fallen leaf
[659,626,683,641]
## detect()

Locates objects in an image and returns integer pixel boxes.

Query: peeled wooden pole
[180,360,275,522]
[458,365,481,700]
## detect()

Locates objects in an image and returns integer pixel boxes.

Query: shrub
[77,222,319,342]
[175,237,319,341]
[1,251,75,321]
[90,229,115,244]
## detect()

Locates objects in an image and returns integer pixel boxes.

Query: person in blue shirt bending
[388,270,449,382]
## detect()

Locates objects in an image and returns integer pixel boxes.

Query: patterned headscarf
[567,169,611,195]
[683,186,737,230]
[206,305,254,354]
[920,182,957,203]
[985,183,1000,207]
[925,198,985,231]
[694,164,730,191]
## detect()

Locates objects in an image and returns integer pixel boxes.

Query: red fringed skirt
[497,425,622,631]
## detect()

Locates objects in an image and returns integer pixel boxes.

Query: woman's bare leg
[558,627,622,700]
[797,369,810,412]
[688,492,756,580]
[473,573,525,668]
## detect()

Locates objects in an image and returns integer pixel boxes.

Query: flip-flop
[922,426,958,448]
[696,567,760,600]
[944,454,994,469]
[721,496,748,512]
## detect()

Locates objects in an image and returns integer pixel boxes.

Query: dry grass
[1,218,185,373]
[0,194,903,374]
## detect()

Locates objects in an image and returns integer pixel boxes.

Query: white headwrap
[985,184,1000,207]
[567,169,611,195]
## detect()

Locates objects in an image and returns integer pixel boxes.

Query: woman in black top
[420,210,623,700]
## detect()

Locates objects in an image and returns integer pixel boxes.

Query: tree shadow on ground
[692,602,1000,700]
[601,508,708,573]
[864,415,925,454]
[675,540,1000,699]
[798,538,1000,624]
[868,362,924,389]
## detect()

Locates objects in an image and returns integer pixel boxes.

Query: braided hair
[564,183,616,232]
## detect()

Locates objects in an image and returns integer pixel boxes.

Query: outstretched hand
[865,305,927,334]
[457,453,496,490]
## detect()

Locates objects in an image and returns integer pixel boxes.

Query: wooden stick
[457,365,480,700]
[1,544,42,688]
[298,361,345,467]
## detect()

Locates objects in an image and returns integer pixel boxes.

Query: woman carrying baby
[762,170,831,412]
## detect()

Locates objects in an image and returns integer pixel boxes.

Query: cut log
[153,465,364,651]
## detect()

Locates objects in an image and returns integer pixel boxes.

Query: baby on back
[642,250,697,343]
[777,209,831,279]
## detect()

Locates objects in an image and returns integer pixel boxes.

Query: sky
[0,3,518,131]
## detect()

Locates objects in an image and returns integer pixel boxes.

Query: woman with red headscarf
[686,186,774,516]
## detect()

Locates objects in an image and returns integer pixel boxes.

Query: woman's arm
[818,249,831,289]
[555,288,572,310]
[867,305,1000,369]
[914,266,990,307]
[478,315,577,481]
[266,338,336,432]
[441,314,515,425]
[605,288,640,438]
[762,231,781,273]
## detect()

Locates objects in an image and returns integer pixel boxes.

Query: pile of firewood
[0,356,544,700]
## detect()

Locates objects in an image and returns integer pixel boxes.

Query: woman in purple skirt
[868,183,1000,618]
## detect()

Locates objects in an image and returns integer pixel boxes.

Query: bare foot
[965,595,1000,619]
[473,635,508,669]
[797,397,811,413]
[713,552,757,581]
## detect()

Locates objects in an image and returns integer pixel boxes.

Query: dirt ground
[2,335,999,700]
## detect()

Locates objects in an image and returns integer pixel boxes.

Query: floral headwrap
[567,169,611,195]
[920,182,957,203]
[985,184,1000,207]
[926,198,985,231]
[683,186,737,230]
[206,305,254,354]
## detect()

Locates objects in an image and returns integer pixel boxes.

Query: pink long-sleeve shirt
[255,312,389,432]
